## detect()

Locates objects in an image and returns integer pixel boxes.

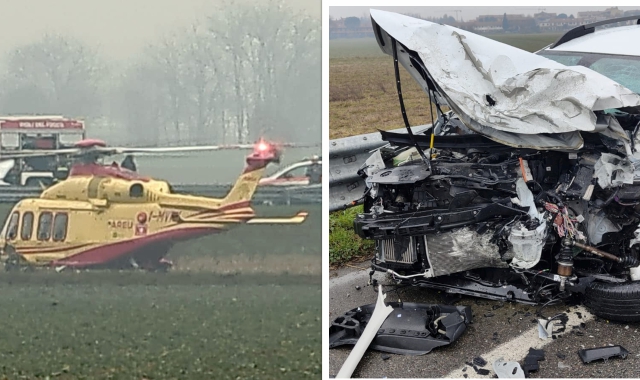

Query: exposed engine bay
[355,117,640,320]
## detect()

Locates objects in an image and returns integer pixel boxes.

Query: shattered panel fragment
[329,302,472,356]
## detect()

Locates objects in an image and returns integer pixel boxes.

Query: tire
[583,280,640,322]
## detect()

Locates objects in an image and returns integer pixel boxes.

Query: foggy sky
[329,6,640,21]
[0,0,320,61]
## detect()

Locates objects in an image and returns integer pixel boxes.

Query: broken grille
[377,236,419,264]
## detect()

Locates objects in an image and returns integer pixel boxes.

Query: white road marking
[329,268,371,288]
[445,305,594,378]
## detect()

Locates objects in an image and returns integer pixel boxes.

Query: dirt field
[329,34,562,139]
[0,204,320,379]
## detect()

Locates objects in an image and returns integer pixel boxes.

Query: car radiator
[376,236,420,264]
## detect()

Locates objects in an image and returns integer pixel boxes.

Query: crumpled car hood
[370,9,640,150]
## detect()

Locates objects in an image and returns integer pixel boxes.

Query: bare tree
[0,2,320,147]
[207,0,320,143]
[0,34,105,118]
[112,61,165,145]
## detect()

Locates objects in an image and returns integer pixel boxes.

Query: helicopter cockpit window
[37,212,53,241]
[52,213,68,242]
[129,183,144,198]
[21,212,34,240]
[6,211,19,240]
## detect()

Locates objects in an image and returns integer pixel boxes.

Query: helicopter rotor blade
[95,144,255,156]
[98,141,320,155]
[0,148,83,159]
[0,140,319,160]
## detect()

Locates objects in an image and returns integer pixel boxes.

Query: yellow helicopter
[0,138,310,272]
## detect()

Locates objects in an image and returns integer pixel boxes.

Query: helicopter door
[36,212,69,243]
[33,211,69,262]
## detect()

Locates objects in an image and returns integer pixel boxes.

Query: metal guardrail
[329,125,430,212]
[0,184,321,206]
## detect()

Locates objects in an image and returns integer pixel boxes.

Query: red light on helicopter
[137,212,148,224]
[257,142,269,151]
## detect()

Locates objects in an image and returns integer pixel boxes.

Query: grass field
[329,205,373,265]
[0,274,320,379]
[0,204,320,379]
[329,34,562,139]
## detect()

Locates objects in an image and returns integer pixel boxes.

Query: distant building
[463,14,538,34]
[578,6,624,23]
[537,18,584,32]
[533,12,557,22]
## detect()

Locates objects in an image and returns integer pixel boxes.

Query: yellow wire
[430,133,436,159]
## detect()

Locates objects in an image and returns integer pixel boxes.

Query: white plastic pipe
[335,285,394,378]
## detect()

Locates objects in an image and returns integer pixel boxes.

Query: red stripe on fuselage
[51,227,218,268]
[187,201,251,218]
[188,202,252,219]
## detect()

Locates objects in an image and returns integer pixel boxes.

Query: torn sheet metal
[578,345,629,363]
[330,301,472,357]
[335,286,394,378]
[370,10,640,150]
[594,152,634,188]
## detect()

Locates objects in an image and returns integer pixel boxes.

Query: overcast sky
[329,6,640,20]
[0,0,320,61]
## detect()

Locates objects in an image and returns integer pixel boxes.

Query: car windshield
[538,51,640,94]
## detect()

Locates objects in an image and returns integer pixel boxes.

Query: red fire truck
[0,116,86,186]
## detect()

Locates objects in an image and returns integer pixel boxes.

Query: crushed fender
[578,345,629,364]
[329,301,472,356]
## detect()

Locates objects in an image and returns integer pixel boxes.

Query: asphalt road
[329,264,640,378]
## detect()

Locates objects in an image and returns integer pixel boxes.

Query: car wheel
[583,280,640,322]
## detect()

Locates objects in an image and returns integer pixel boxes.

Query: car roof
[543,22,640,57]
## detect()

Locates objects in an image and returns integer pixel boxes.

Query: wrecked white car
[352,10,640,322]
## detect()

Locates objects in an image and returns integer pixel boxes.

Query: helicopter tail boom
[222,141,281,206]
